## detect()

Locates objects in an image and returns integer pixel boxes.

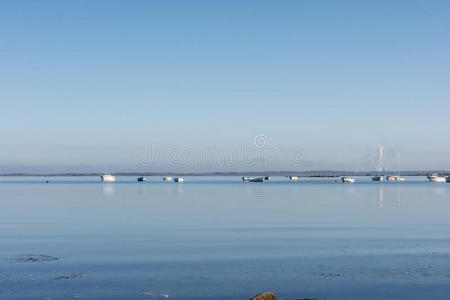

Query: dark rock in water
[54,275,77,280]
[53,272,87,280]
[251,292,278,300]
[12,254,58,263]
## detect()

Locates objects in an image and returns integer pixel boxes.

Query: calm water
[1,176,450,299]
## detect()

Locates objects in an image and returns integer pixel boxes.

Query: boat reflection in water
[102,184,115,196]
[378,186,384,208]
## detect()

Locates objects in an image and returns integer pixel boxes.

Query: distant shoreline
[1,171,449,177]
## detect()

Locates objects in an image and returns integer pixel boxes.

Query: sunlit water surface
[1,176,449,299]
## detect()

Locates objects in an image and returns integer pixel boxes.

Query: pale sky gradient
[1,0,449,172]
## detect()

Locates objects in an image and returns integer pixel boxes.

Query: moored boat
[288,176,298,180]
[163,177,173,182]
[137,176,146,182]
[174,177,184,182]
[248,177,264,182]
[427,174,446,182]
[386,175,405,181]
[372,176,384,182]
[341,177,355,183]
[100,174,115,182]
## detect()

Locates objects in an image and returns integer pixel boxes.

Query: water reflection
[395,185,401,207]
[341,185,355,195]
[137,184,145,196]
[177,183,184,194]
[378,186,384,208]
[372,185,404,208]
[430,186,448,195]
[102,184,115,195]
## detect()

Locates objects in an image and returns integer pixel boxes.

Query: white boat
[174,177,184,182]
[163,177,173,182]
[341,177,355,183]
[248,177,264,182]
[372,176,384,182]
[242,177,250,182]
[100,175,115,182]
[386,175,405,181]
[288,176,298,180]
[427,175,446,182]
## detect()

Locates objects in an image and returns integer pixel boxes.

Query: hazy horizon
[2,1,450,173]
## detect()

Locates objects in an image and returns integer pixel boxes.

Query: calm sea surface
[1,176,449,299]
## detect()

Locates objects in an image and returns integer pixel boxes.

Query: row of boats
[371,175,405,182]
[338,175,406,183]
[100,175,184,182]
[242,175,404,183]
[243,174,450,183]
[242,175,301,182]
[343,174,450,183]
[100,174,450,183]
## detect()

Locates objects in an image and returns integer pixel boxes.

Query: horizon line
[1,170,450,177]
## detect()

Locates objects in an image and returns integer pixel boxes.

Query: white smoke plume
[362,145,399,172]
[377,145,384,172]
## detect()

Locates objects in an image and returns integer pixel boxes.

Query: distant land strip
[1,171,449,177]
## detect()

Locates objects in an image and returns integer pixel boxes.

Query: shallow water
[1,176,449,299]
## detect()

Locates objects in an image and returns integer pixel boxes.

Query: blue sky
[1,0,449,172]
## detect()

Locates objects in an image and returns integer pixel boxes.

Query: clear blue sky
[1,0,449,172]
